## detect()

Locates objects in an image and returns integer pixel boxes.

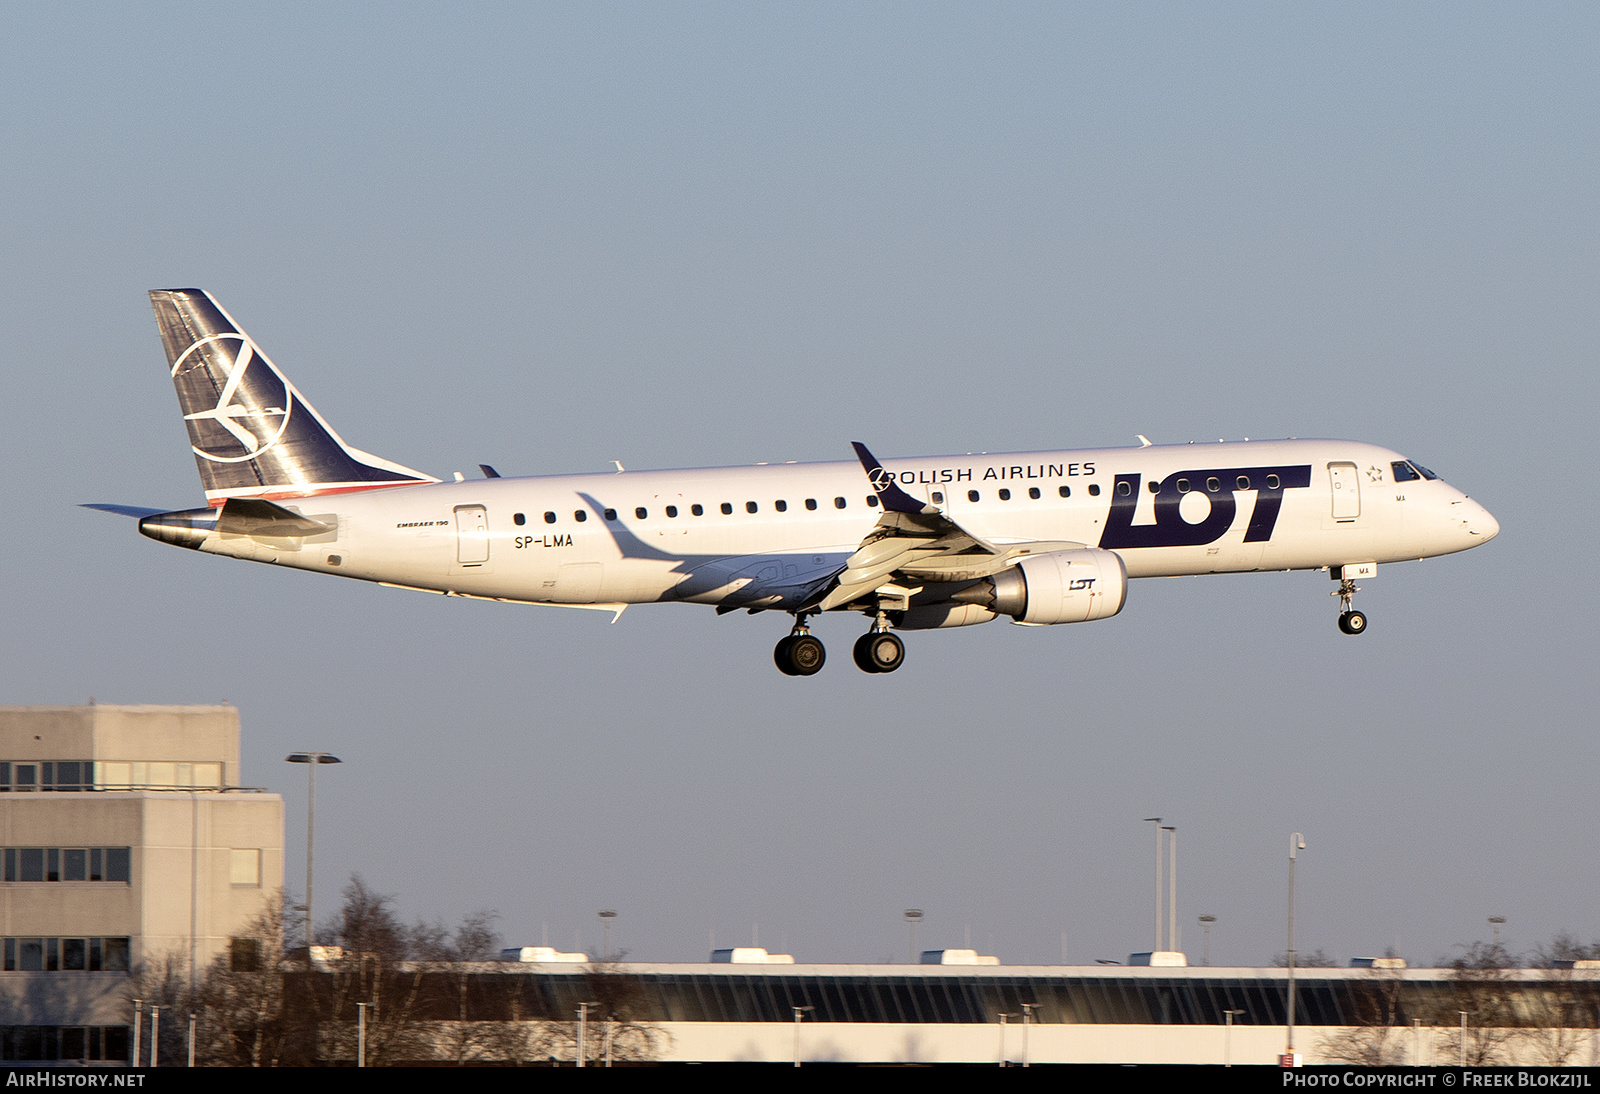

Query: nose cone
[1463,499,1499,544]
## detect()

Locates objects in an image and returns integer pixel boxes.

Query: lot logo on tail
[172,334,293,463]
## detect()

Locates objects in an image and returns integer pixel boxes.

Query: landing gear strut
[774,614,826,676]
[853,613,906,674]
[1333,577,1368,636]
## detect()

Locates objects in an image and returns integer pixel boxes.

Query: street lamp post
[903,909,923,963]
[1224,1008,1245,1067]
[1199,915,1217,966]
[285,752,342,953]
[1164,825,1177,953]
[792,1005,813,1066]
[1285,832,1306,1066]
[1144,818,1163,950]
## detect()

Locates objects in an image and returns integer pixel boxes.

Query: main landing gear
[853,614,905,674]
[774,615,826,676]
[774,613,909,675]
[1333,576,1368,636]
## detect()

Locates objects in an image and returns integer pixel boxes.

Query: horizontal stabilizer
[81,503,168,518]
[215,497,333,538]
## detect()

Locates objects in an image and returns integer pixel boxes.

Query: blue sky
[1,3,1595,966]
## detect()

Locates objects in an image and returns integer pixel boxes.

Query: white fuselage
[194,439,1498,611]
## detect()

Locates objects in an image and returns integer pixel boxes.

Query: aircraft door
[1328,463,1360,521]
[454,505,490,564]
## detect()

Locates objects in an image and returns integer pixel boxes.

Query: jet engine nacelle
[984,548,1128,625]
[898,548,1128,628]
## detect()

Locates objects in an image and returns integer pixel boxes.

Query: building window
[2,939,129,974]
[3,848,131,884]
[230,849,261,888]
[230,938,261,973]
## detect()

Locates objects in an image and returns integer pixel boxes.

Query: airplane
[87,289,1500,676]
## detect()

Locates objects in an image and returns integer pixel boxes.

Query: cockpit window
[1410,461,1439,480]
[1391,461,1420,483]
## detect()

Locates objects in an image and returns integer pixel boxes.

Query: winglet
[851,442,936,515]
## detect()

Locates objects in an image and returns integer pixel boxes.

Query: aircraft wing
[814,443,1085,610]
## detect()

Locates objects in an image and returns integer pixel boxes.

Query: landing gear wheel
[786,634,826,675]
[774,635,799,675]
[1338,610,1368,636]
[853,631,905,674]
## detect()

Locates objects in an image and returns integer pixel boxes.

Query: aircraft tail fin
[149,289,437,506]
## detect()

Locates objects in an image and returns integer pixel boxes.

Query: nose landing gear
[774,614,826,676]
[853,614,906,673]
[1333,577,1368,635]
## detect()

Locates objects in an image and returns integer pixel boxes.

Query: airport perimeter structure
[277,959,1600,1066]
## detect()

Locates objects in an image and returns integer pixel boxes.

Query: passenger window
[1028,487,1040,500]
[1206,477,1220,492]
[666,505,678,517]
[866,496,878,507]
[805,498,818,510]
[574,510,587,522]
[1116,482,1131,497]
[635,507,648,519]
[720,503,733,515]
[932,492,944,504]
[1058,486,1071,498]
[1176,479,1190,494]
[834,497,847,509]
[1237,476,1250,490]
[968,490,980,502]
[1391,461,1420,482]
[1148,481,1161,494]
[544,511,556,524]
[746,501,758,514]
[775,500,787,512]
[1088,484,1101,496]
[998,489,1011,501]
[603,509,617,521]
[1266,474,1280,490]
[513,513,526,526]
[692,504,704,516]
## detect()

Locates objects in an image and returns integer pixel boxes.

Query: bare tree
[310,876,433,1065]
[1318,966,1410,1066]
[1432,942,1520,1066]
[193,897,307,1066]
[1272,949,1338,967]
